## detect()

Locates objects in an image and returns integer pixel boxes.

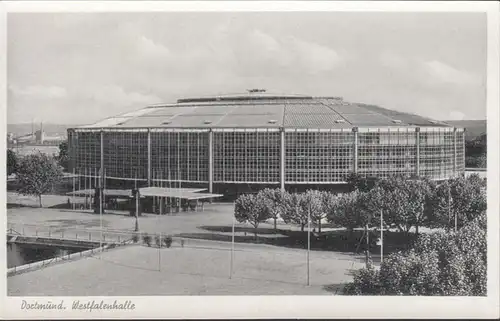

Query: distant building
[35,130,45,144]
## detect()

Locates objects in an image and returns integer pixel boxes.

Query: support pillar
[147,129,151,186]
[280,128,285,192]
[416,127,420,177]
[208,130,213,194]
[99,130,105,213]
[352,127,358,174]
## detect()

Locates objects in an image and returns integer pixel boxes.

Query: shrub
[142,234,152,247]
[343,263,381,295]
[155,235,162,248]
[343,212,486,296]
[131,234,139,243]
[163,236,173,248]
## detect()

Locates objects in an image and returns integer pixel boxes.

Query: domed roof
[81,92,451,129]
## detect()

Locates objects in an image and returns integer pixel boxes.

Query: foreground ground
[7,193,368,295]
[8,241,364,296]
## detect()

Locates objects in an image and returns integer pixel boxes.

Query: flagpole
[307,202,311,286]
[135,171,139,232]
[72,168,75,211]
[158,170,162,272]
[230,205,235,279]
[99,167,103,259]
[84,167,87,209]
[380,209,384,263]
[78,167,81,209]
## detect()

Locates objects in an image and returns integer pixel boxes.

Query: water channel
[7,242,92,268]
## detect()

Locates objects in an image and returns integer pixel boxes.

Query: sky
[7,12,487,125]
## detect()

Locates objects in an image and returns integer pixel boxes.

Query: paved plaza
[7,192,366,295]
[8,242,364,296]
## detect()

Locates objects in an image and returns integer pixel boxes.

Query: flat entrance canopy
[67,187,222,201]
[67,189,136,198]
[139,187,223,201]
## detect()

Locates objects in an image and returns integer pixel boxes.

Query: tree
[280,192,308,232]
[7,149,18,176]
[345,172,379,192]
[307,190,328,233]
[429,175,486,230]
[234,193,269,239]
[326,190,370,235]
[258,188,287,232]
[374,177,432,236]
[15,152,64,207]
[57,141,69,172]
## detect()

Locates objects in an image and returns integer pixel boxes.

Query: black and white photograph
[1,1,499,319]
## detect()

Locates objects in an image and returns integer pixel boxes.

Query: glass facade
[285,130,353,183]
[151,130,209,182]
[419,128,455,180]
[103,130,149,180]
[213,129,280,183]
[69,126,465,184]
[357,129,417,179]
[68,130,101,175]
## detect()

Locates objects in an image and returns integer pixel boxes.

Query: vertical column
[68,129,75,173]
[99,130,104,214]
[352,127,358,174]
[453,127,457,176]
[147,129,152,186]
[100,130,104,183]
[208,130,213,194]
[416,127,421,177]
[280,128,285,192]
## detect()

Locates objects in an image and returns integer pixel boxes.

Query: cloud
[423,60,481,86]
[379,52,482,89]
[135,35,170,59]
[448,110,466,120]
[87,85,162,107]
[379,51,409,70]
[234,29,343,75]
[9,85,67,98]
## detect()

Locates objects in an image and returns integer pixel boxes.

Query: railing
[6,223,137,245]
[7,224,135,275]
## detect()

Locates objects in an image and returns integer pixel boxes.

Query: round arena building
[67,91,465,200]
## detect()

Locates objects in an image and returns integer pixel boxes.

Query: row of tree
[234,174,486,239]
